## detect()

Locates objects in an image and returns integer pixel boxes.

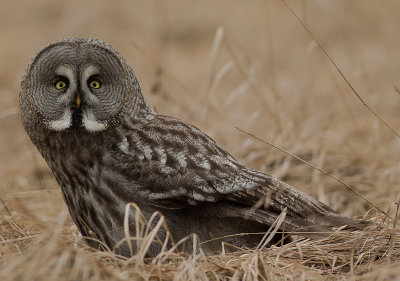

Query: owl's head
[20,38,153,135]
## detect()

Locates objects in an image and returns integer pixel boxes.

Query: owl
[20,38,366,257]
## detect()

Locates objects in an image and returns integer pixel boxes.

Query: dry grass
[1,206,400,280]
[1,0,400,280]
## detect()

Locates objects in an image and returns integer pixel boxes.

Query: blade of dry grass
[235,126,386,216]
[280,0,400,139]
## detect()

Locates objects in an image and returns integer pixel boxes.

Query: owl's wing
[108,115,362,231]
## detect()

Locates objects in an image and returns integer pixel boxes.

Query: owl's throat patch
[48,105,106,133]
[71,106,106,132]
[71,107,83,129]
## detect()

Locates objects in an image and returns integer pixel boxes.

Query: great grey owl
[20,38,366,257]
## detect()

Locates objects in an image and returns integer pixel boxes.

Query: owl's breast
[42,130,123,206]
[43,130,138,250]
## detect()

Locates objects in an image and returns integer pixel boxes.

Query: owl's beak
[76,94,81,108]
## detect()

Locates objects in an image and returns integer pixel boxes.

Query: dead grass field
[1,0,400,280]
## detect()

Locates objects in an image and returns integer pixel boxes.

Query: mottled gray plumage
[20,38,366,257]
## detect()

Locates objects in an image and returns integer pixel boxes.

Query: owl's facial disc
[29,43,127,133]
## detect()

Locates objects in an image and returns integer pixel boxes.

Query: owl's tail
[242,207,370,240]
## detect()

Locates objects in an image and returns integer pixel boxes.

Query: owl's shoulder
[107,114,240,184]
[120,114,237,163]
[107,114,246,203]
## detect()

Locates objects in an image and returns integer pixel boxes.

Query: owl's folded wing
[107,115,366,232]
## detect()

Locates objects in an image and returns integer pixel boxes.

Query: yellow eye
[55,80,67,89]
[89,80,101,89]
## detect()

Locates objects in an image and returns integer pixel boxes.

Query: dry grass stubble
[1,200,400,280]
